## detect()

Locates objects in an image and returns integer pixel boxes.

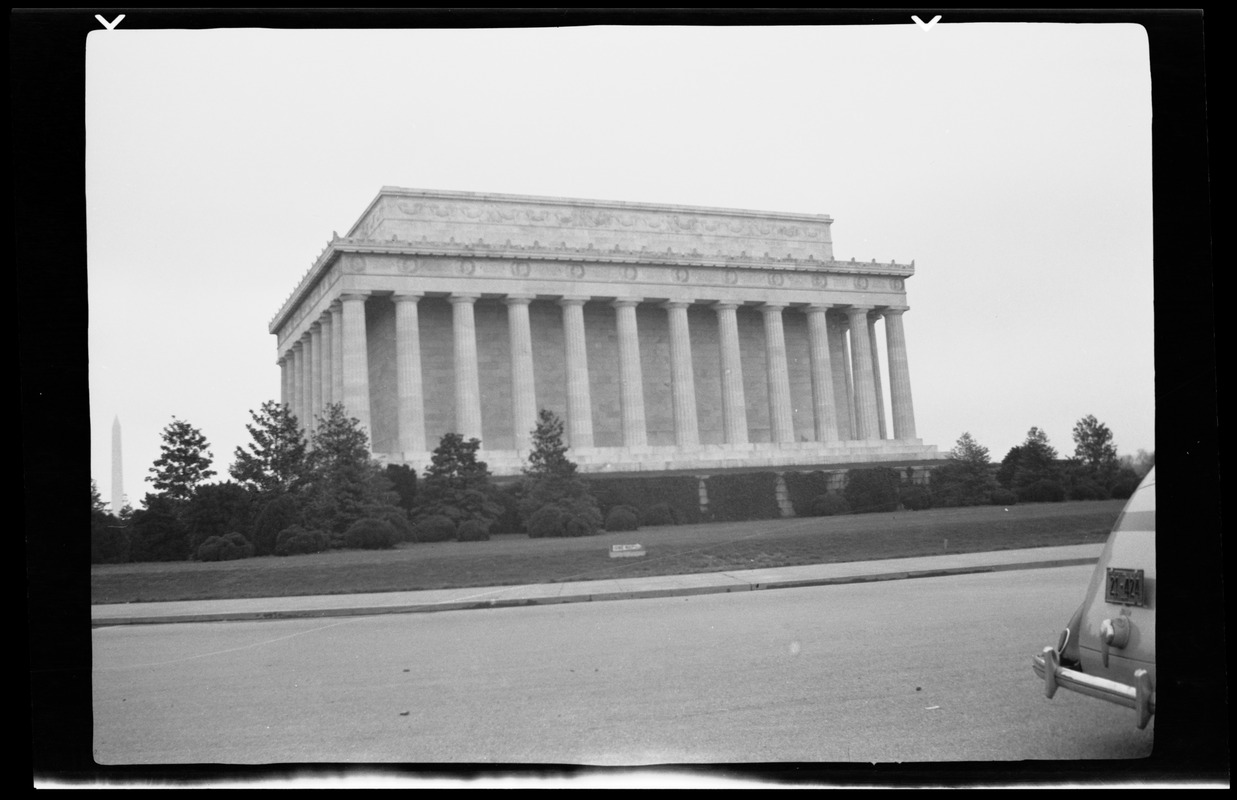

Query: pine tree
[302,403,401,544]
[418,433,499,525]
[1009,426,1063,497]
[524,409,576,480]
[229,401,308,496]
[147,417,216,502]
[519,409,600,535]
[91,479,107,513]
[949,432,990,464]
[931,432,998,506]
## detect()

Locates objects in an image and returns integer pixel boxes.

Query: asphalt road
[92,565,1153,765]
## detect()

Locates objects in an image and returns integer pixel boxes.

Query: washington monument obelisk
[111,416,123,514]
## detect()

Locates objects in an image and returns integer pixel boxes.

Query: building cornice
[269,236,915,333]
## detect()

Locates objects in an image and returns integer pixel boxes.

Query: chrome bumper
[1033,646,1155,730]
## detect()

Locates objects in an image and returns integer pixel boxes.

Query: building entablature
[272,251,913,352]
[269,187,915,336]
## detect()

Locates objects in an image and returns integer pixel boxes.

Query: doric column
[663,301,700,448]
[340,292,372,437]
[804,305,839,442]
[559,296,594,448]
[318,312,333,408]
[882,306,918,440]
[505,294,538,452]
[329,301,344,410]
[827,314,853,440]
[713,302,748,445]
[309,322,323,426]
[278,355,289,409]
[290,342,304,432]
[612,298,647,448]
[393,293,426,453]
[449,293,483,441]
[846,306,880,440]
[867,312,887,440]
[760,303,795,444]
[300,332,315,433]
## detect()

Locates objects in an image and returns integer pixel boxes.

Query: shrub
[843,467,901,514]
[344,518,396,550]
[605,505,640,532]
[929,460,999,508]
[589,475,701,524]
[251,493,303,556]
[784,471,834,516]
[1018,480,1066,503]
[91,512,130,564]
[564,498,604,536]
[381,508,414,543]
[989,488,1018,506]
[1068,480,1108,501]
[183,482,256,557]
[488,484,525,534]
[1108,474,1140,500]
[526,505,566,539]
[808,493,850,517]
[413,514,456,543]
[275,525,328,556]
[704,472,781,522]
[899,484,933,511]
[196,532,255,562]
[457,519,490,542]
[128,495,191,562]
[640,502,677,527]
[385,463,418,514]
[524,500,601,538]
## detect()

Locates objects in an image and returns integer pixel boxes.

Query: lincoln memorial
[269,187,938,476]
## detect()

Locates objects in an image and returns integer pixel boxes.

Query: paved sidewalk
[91,544,1103,627]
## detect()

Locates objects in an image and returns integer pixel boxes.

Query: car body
[1032,466,1156,728]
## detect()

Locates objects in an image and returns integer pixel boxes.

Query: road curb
[91,557,1098,627]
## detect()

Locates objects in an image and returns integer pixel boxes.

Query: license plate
[1105,568,1145,606]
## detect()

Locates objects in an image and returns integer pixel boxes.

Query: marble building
[269,187,937,476]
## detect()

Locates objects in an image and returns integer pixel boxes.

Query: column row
[284,294,918,452]
[281,295,369,440]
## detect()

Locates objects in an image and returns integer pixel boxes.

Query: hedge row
[783,471,835,516]
[588,476,702,525]
[703,471,782,521]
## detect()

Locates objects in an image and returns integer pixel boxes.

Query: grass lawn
[90,500,1123,605]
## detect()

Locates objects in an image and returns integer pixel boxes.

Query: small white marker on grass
[610,543,646,559]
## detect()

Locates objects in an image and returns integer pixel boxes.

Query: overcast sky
[86,22,1154,510]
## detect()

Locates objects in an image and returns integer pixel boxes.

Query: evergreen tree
[91,479,130,564]
[91,479,109,514]
[524,409,576,480]
[384,463,418,515]
[302,403,401,544]
[229,401,308,496]
[418,432,500,526]
[1009,426,1063,498]
[996,446,1023,489]
[128,493,190,562]
[931,432,999,506]
[519,410,601,535]
[949,432,990,464]
[182,481,257,556]
[147,417,216,502]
